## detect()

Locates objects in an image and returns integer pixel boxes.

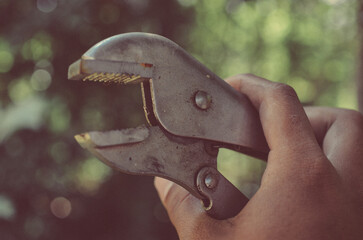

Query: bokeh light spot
[337,84,358,109]
[0,195,16,220]
[263,9,291,44]
[75,157,112,195]
[50,197,72,219]
[288,77,317,103]
[21,33,53,61]
[0,50,14,73]
[49,101,71,133]
[8,78,34,103]
[30,69,52,91]
[37,0,57,13]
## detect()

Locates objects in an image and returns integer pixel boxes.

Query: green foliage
[189,0,358,108]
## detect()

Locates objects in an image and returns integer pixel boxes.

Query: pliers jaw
[75,125,211,199]
[75,125,249,220]
[69,32,269,219]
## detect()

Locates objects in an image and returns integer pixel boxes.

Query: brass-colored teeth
[82,72,141,84]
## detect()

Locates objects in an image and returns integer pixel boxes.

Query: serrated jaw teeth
[82,72,142,84]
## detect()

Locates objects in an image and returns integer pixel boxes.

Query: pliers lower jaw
[68,32,269,220]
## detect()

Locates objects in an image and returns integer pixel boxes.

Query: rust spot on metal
[140,63,153,68]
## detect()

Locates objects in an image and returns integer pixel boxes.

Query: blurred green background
[0,0,360,239]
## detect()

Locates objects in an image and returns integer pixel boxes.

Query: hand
[154,74,363,240]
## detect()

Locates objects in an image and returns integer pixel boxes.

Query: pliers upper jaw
[68,32,180,84]
[67,33,168,127]
[68,32,268,157]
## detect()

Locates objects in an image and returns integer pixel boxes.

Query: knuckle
[339,109,363,129]
[240,73,256,78]
[335,109,363,141]
[234,73,255,81]
[268,83,299,104]
[267,83,299,106]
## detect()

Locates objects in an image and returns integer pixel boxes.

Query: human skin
[154,74,363,240]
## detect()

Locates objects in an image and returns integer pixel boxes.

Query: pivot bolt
[204,173,218,189]
[195,91,212,110]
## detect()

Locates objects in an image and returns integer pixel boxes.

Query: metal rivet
[204,173,218,189]
[195,91,212,110]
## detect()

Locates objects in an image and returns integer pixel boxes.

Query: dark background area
[0,0,361,239]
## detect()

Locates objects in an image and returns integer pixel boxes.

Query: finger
[304,106,342,151]
[304,107,363,179]
[225,74,327,168]
[154,177,229,239]
[154,177,204,219]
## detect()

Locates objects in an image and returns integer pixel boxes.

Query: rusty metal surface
[68,32,270,219]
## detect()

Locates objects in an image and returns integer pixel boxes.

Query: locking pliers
[68,32,269,220]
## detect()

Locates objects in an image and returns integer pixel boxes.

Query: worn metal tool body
[69,32,269,220]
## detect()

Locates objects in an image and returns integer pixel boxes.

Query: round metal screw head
[204,173,218,189]
[195,91,212,110]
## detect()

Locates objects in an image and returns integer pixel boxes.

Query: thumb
[154,177,229,239]
[154,177,205,224]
